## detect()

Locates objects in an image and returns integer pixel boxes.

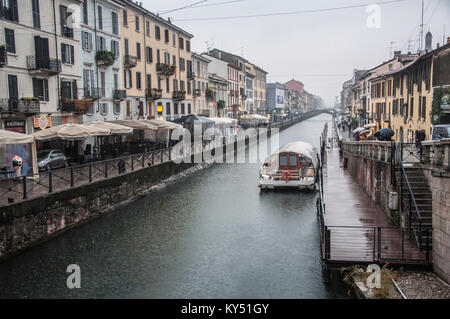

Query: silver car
[38,150,68,171]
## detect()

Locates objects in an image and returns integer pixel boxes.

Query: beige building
[116,0,193,121]
[254,66,267,115]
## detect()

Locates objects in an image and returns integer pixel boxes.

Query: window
[186,40,190,52]
[123,10,128,26]
[97,36,106,50]
[173,34,176,47]
[32,78,49,101]
[100,72,106,97]
[136,42,141,60]
[188,103,191,114]
[124,38,129,55]
[146,74,151,89]
[111,40,120,57]
[289,155,298,167]
[172,55,176,67]
[32,0,40,28]
[98,6,103,30]
[174,103,178,115]
[157,77,161,90]
[4,28,15,53]
[83,69,95,97]
[173,79,178,91]
[422,96,426,119]
[8,75,18,100]
[100,103,108,115]
[179,37,184,50]
[155,26,160,40]
[60,5,73,38]
[114,102,120,114]
[112,12,119,35]
[181,103,185,114]
[166,78,170,92]
[146,20,150,36]
[180,80,185,91]
[146,47,153,63]
[164,29,169,43]
[136,72,141,89]
[187,81,191,94]
[82,0,88,24]
[156,49,160,63]
[279,155,288,166]
[114,73,119,90]
[81,31,93,50]
[166,102,171,115]
[124,70,132,88]
[135,15,140,32]
[3,0,18,22]
[179,58,185,71]
[61,43,74,64]
[410,97,414,116]
[126,101,131,117]
[61,80,77,100]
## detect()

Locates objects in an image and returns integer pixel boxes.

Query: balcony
[60,99,92,114]
[0,98,40,114]
[124,55,137,68]
[27,56,61,75]
[0,6,19,22]
[83,87,103,100]
[193,88,202,97]
[187,71,196,80]
[0,46,7,67]
[156,63,176,77]
[113,90,127,100]
[96,51,116,67]
[146,88,162,100]
[172,90,186,102]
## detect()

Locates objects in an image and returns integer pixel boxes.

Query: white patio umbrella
[353,127,365,134]
[364,123,377,128]
[0,130,38,179]
[83,121,133,135]
[33,123,110,141]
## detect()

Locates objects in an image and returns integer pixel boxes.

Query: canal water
[0,114,349,298]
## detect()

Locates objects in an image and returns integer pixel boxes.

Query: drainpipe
[93,0,99,114]
[52,0,61,112]
[143,12,148,118]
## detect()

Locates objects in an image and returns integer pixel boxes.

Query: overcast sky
[141,0,449,106]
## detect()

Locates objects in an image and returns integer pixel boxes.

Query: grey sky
[141,0,450,106]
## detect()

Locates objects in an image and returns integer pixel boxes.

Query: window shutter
[71,45,74,64]
[81,31,85,49]
[61,43,66,63]
[44,80,49,101]
[12,0,18,21]
[32,78,39,98]
[72,81,78,99]
[88,33,93,50]
[59,5,65,34]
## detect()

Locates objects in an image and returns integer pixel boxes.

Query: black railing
[27,56,61,74]
[156,63,175,76]
[0,98,40,113]
[0,46,7,67]
[60,99,92,114]
[172,90,186,101]
[393,142,424,249]
[83,87,103,100]
[146,88,162,100]
[113,90,127,100]
[124,55,137,68]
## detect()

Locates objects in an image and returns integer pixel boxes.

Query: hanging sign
[33,115,52,129]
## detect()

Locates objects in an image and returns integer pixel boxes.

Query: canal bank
[0,114,349,298]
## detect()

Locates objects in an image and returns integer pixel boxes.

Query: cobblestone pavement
[393,270,450,299]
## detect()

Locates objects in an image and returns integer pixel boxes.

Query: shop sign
[33,115,52,129]
[5,120,25,133]
[157,105,163,113]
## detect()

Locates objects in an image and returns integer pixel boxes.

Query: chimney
[447,37,450,44]
[393,50,401,58]
[437,43,440,49]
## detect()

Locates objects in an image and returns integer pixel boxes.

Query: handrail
[393,142,422,221]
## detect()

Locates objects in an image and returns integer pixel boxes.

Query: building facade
[192,52,209,117]
[254,66,267,115]
[0,0,83,134]
[80,0,124,123]
[208,73,228,117]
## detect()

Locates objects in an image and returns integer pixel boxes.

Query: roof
[114,0,193,38]
[266,142,319,169]
[284,79,304,94]
[192,52,211,63]
[208,73,228,84]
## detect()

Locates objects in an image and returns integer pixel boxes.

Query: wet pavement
[0,114,349,298]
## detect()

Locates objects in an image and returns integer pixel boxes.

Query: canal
[0,114,348,298]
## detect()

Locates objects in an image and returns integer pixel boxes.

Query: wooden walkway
[319,124,430,268]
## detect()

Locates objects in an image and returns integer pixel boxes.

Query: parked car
[431,124,450,140]
[37,150,68,171]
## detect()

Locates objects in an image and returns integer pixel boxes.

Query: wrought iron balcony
[172,90,186,102]
[146,88,162,100]
[83,87,103,100]
[124,55,137,68]
[27,56,61,75]
[0,98,40,114]
[113,90,127,100]
[60,99,93,114]
[156,63,176,76]
[187,71,196,80]
[0,47,7,67]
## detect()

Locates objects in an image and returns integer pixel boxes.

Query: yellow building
[117,0,193,121]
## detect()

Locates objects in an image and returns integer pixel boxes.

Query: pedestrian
[93,145,97,161]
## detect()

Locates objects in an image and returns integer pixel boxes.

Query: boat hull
[258,178,316,191]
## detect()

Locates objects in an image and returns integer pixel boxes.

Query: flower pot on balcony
[96,51,116,67]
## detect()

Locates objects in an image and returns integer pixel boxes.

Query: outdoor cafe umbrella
[108,120,155,131]
[359,130,372,137]
[33,123,110,141]
[364,123,377,128]
[83,121,133,135]
[353,127,365,134]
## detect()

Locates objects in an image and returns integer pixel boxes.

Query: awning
[108,120,157,131]
[0,129,35,144]
[33,123,110,141]
[143,119,182,130]
[83,121,133,135]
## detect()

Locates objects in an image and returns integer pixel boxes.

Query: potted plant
[205,88,215,101]
[0,44,7,67]
[95,50,116,67]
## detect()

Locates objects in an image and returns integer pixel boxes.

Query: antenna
[241,46,244,57]
[419,0,424,51]
[389,41,396,58]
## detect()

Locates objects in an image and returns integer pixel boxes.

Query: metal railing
[0,98,40,113]
[26,56,61,74]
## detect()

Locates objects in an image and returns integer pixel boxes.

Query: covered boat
[258,141,319,191]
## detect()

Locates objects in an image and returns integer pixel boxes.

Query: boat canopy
[267,142,319,170]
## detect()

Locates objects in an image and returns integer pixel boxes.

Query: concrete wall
[422,168,450,283]
[0,160,196,260]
